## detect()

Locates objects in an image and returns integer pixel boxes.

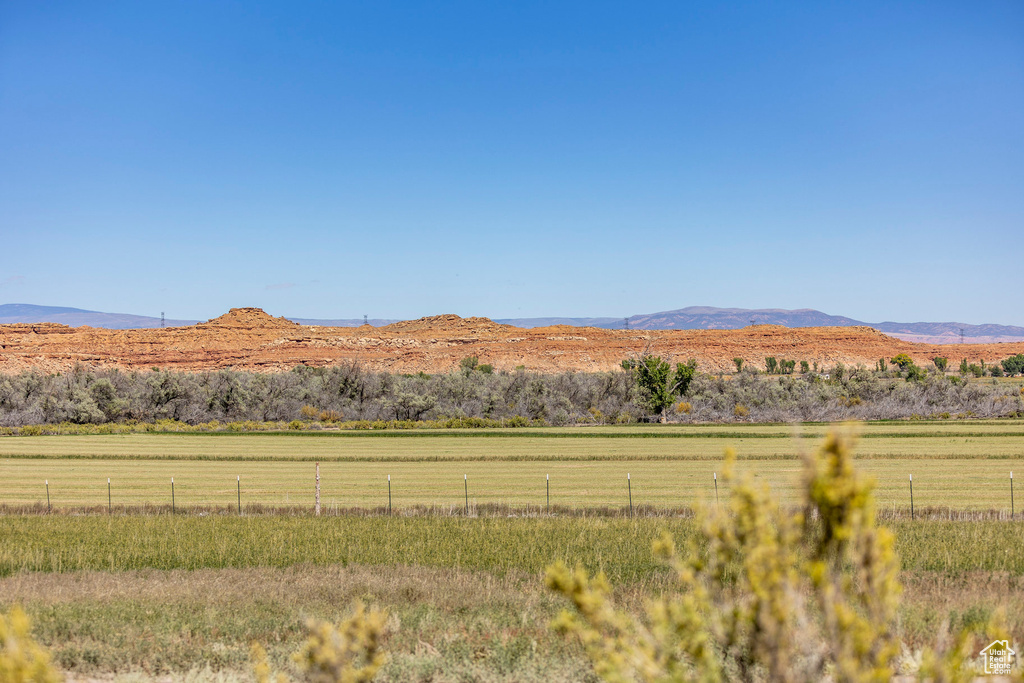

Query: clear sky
[1,1,1022,325]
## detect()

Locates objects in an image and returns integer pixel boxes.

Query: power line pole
[364,314,368,326]
[960,328,964,344]
[624,317,629,331]
[161,312,165,328]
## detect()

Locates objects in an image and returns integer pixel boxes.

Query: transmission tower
[364,314,368,326]
[960,328,964,344]
[161,312,165,328]
[624,317,629,331]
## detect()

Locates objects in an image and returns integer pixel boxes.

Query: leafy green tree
[889,353,914,371]
[959,358,969,375]
[732,358,744,373]
[765,357,778,374]
[623,355,674,417]
[459,356,479,372]
[932,357,948,372]
[905,364,926,382]
[673,359,698,396]
[1002,354,1024,376]
[799,360,809,374]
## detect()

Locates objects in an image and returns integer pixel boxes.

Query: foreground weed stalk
[546,430,1019,682]
[0,607,62,683]
[252,602,388,683]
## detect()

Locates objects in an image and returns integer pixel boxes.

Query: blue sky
[1,1,1022,324]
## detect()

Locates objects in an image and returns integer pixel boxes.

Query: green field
[1,420,1022,511]
[3,421,1024,680]
[1,516,1023,680]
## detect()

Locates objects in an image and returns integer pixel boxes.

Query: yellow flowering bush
[253,602,387,683]
[546,430,1015,682]
[0,607,62,683]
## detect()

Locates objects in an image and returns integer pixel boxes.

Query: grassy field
[3,515,1024,578]
[1,420,1022,510]
[1,516,1023,680]
[2,421,1023,680]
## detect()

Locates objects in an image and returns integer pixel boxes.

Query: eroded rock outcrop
[0,308,1021,374]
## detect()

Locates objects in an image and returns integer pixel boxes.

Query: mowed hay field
[1,420,1023,511]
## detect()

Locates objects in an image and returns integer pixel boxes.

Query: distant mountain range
[3,304,1023,344]
[496,307,1024,344]
[0,304,197,329]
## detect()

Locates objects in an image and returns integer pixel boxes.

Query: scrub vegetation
[1,358,1023,429]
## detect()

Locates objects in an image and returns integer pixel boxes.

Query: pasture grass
[2,422,1023,680]
[1,518,1023,680]
[2,515,1023,579]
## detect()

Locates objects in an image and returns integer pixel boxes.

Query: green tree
[673,359,698,396]
[889,353,914,371]
[1002,354,1024,376]
[799,360,809,374]
[959,358,970,375]
[932,357,948,372]
[905,364,926,382]
[623,355,674,417]
[765,357,778,374]
[732,358,744,373]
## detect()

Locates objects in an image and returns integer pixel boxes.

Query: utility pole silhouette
[960,328,964,344]
[364,314,368,326]
[161,312,165,328]
[624,317,629,331]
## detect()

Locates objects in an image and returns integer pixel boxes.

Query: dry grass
[1,564,594,682]
[4,564,1023,681]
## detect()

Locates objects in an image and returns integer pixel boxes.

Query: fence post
[315,462,321,517]
[388,474,392,515]
[237,475,241,514]
[171,477,175,514]
[45,480,50,513]
[464,474,468,515]
[546,473,550,513]
[1011,471,1014,519]
[909,474,914,521]
[714,472,719,506]
[627,473,633,518]
[107,478,111,513]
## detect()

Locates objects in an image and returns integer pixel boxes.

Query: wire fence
[2,466,1019,520]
